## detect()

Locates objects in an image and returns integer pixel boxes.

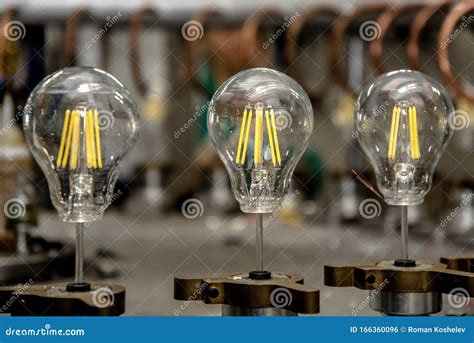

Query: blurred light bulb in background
[207,68,313,272]
[355,70,454,206]
[23,67,139,223]
[207,68,314,213]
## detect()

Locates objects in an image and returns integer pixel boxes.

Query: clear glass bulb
[207,68,314,213]
[355,70,454,206]
[23,67,139,223]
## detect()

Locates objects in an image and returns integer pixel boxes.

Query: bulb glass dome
[207,68,313,213]
[355,70,454,206]
[23,67,139,223]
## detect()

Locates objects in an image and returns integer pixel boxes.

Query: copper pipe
[370,4,424,75]
[0,7,18,88]
[65,9,115,69]
[183,8,276,93]
[285,6,340,101]
[129,7,161,96]
[64,9,88,66]
[181,8,220,94]
[100,22,112,71]
[329,4,386,97]
[407,2,452,71]
[438,2,474,101]
[240,8,282,68]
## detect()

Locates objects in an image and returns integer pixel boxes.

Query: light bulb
[23,67,139,223]
[207,68,314,213]
[355,70,454,206]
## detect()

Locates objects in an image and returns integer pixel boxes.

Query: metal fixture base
[370,291,442,316]
[222,305,297,316]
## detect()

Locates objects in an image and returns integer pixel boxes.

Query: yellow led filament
[235,105,282,167]
[387,105,420,161]
[387,106,401,160]
[408,106,420,160]
[56,108,103,170]
[254,107,263,165]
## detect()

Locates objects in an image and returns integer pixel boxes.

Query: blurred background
[0,0,472,315]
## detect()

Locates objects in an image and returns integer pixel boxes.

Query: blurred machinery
[0,1,472,316]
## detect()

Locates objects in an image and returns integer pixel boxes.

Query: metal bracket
[0,282,125,316]
[440,256,474,273]
[174,272,319,314]
[324,260,474,295]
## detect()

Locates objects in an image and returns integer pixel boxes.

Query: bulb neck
[61,174,102,223]
[384,197,424,206]
[239,204,278,213]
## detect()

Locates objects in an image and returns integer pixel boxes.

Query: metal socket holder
[440,256,474,273]
[174,272,319,316]
[324,260,474,316]
[0,282,125,316]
